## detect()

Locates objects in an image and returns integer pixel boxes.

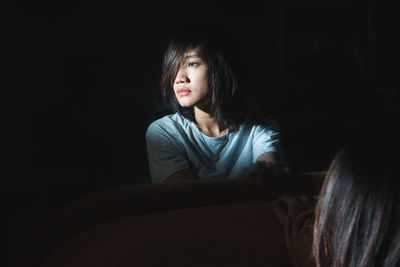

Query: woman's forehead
[183,48,200,59]
[178,48,204,65]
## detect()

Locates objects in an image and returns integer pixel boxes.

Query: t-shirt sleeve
[145,122,190,183]
[252,116,282,161]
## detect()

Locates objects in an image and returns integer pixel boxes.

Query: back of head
[313,129,400,267]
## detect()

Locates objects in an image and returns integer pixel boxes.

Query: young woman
[146,25,282,183]
[273,133,400,267]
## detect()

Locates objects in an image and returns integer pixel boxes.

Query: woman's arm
[257,151,278,164]
[146,121,191,183]
[250,112,283,167]
[164,169,196,183]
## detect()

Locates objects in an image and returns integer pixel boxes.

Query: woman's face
[173,48,209,108]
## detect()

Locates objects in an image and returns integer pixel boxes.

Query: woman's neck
[194,106,228,137]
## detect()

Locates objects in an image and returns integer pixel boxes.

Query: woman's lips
[177,88,191,96]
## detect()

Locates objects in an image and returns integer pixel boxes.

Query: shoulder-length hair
[160,24,247,131]
[312,136,400,267]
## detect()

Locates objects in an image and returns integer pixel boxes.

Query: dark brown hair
[160,24,247,131]
[312,134,400,267]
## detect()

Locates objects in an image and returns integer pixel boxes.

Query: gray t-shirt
[146,112,281,183]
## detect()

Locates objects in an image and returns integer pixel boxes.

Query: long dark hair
[160,24,247,131]
[313,134,400,267]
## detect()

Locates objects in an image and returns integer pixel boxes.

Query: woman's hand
[284,209,314,267]
[272,195,313,225]
[272,195,315,267]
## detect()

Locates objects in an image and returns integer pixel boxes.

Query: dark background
[1,0,399,211]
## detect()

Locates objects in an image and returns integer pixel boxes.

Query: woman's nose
[175,68,190,84]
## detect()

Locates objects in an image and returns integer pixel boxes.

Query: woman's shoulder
[147,113,192,134]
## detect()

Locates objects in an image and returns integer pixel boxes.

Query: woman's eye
[187,62,199,67]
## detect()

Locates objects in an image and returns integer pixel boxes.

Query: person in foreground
[146,24,282,183]
[273,134,400,267]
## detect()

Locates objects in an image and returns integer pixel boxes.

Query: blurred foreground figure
[273,131,400,267]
